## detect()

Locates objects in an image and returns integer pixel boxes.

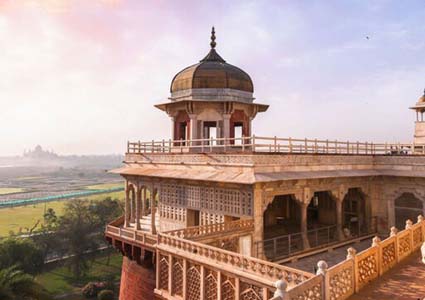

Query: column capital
[331,185,349,202]
[296,187,312,205]
[222,113,231,120]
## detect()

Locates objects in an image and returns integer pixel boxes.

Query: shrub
[97,289,114,300]
[82,281,107,298]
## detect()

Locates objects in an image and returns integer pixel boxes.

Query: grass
[0,190,124,236]
[36,252,123,295]
[84,182,124,190]
[0,187,25,195]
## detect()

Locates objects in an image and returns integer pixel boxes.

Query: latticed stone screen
[221,274,236,300]
[186,263,201,300]
[240,281,263,300]
[159,255,169,291]
[172,258,183,296]
[160,183,253,217]
[204,269,218,300]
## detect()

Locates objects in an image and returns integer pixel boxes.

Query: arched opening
[230,110,250,144]
[261,195,302,259]
[174,111,190,145]
[342,188,367,237]
[395,193,424,230]
[263,195,301,239]
[307,191,336,229]
[307,191,337,247]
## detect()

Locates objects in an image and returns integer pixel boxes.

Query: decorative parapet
[269,215,425,300]
[157,232,313,287]
[164,218,254,241]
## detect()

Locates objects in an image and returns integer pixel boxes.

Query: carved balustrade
[164,219,254,241]
[268,215,425,300]
[157,233,313,288]
[327,259,355,300]
[285,275,324,300]
[105,224,157,249]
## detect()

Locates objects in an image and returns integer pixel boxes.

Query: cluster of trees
[0,197,123,299]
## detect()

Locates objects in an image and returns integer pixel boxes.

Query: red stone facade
[119,256,156,300]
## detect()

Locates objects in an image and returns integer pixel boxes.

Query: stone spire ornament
[200,26,225,63]
[210,26,216,49]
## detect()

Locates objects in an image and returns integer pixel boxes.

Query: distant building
[105,28,425,300]
[23,145,58,159]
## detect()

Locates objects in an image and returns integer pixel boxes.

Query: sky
[0,0,424,155]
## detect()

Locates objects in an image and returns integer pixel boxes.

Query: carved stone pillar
[135,186,141,230]
[151,185,157,234]
[332,185,348,241]
[336,199,344,241]
[300,202,310,249]
[222,113,231,142]
[142,187,147,217]
[253,185,266,259]
[124,183,130,227]
[189,114,198,143]
[130,187,136,223]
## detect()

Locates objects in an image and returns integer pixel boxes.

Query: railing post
[274,136,277,152]
[346,141,349,154]
[127,141,130,153]
[356,141,359,154]
[138,140,141,154]
[304,138,308,153]
[168,139,172,153]
[252,135,256,152]
[314,138,318,153]
[335,140,338,154]
[152,140,154,153]
[271,280,287,300]
[210,136,213,152]
[242,135,245,152]
[273,238,277,260]
[289,137,293,153]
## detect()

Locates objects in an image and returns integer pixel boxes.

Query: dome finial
[210,26,216,49]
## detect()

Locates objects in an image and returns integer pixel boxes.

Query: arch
[263,194,301,239]
[342,188,367,237]
[394,192,425,230]
[307,191,337,229]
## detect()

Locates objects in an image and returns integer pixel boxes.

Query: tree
[0,265,51,300]
[89,197,122,230]
[56,199,99,279]
[0,238,44,276]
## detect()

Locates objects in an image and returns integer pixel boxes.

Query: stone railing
[128,135,425,155]
[105,224,157,248]
[157,232,313,286]
[164,219,254,240]
[270,215,425,300]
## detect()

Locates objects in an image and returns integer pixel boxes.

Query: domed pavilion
[155,27,268,143]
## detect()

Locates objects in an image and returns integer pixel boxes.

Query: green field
[85,182,123,190]
[0,187,25,195]
[36,253,122,295]
[0,190,124,236]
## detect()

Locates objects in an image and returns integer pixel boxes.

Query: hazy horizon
[1,0,425,156]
